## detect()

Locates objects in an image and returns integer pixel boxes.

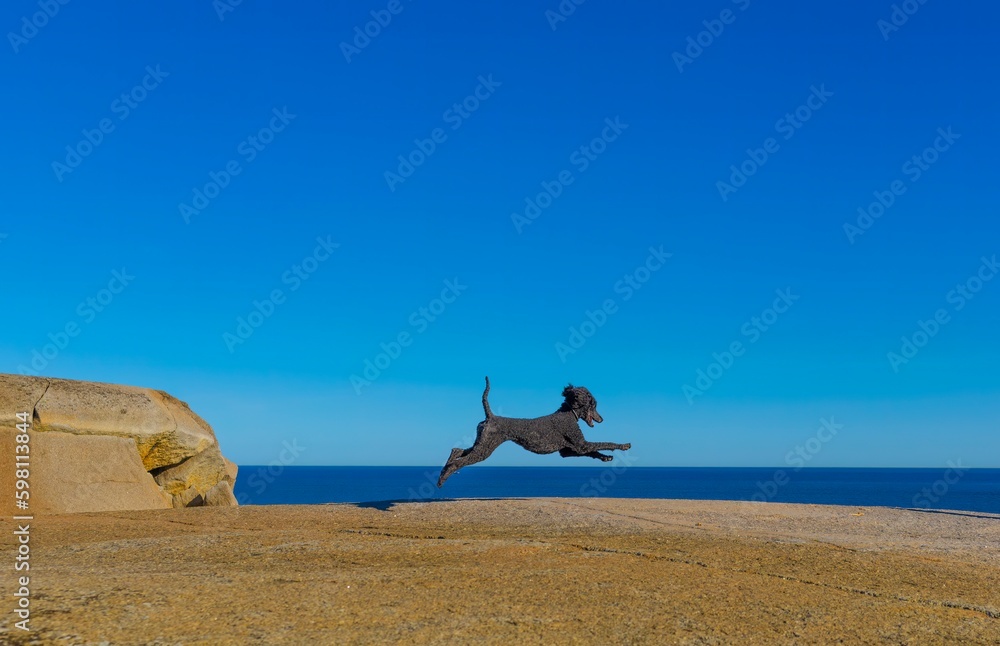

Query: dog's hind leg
[437,449,465,487]
[438,426,505,487]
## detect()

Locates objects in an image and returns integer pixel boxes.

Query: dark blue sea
[232,466,1000,514]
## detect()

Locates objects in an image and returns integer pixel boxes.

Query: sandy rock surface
[1,498,998,644]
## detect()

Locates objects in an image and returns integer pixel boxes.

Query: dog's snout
[592,410,603,424]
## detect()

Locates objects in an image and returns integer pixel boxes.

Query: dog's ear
[577,388,596,411]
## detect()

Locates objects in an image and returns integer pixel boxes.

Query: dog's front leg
[579,441,630,453]
[559,447,613,461]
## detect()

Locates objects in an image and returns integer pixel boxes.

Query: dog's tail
[482,376,494,419]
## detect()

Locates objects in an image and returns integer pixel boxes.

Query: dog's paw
[600,454,613,462]
[620,443,631,451]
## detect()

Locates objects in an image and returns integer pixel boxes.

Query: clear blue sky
[2,1,998,467]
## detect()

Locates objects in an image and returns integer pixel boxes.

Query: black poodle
[437,377,631,486]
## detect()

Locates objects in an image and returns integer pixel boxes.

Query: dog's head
[560,384,603,427]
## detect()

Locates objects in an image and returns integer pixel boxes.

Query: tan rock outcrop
[0,374,237,514]
[223,457,239,484]
[0,429,172,514]
[153,444,234,502]
[203,480,238,506]
[0,374,49,426]
[31,378,216,471]
[173,485,205,509]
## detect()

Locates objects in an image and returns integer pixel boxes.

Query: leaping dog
[437,377,631,486]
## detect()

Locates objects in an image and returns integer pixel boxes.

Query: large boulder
[0,374,237,514]
[152,444,235,508]
[0,429,172,513]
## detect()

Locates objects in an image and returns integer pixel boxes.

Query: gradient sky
[2,1,998,467]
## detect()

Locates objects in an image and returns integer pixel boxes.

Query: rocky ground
[1,498,999,644]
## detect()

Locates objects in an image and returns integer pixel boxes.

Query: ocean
[232,466,1000,514]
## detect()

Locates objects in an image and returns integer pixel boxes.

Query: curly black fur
[437,377,631,486]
